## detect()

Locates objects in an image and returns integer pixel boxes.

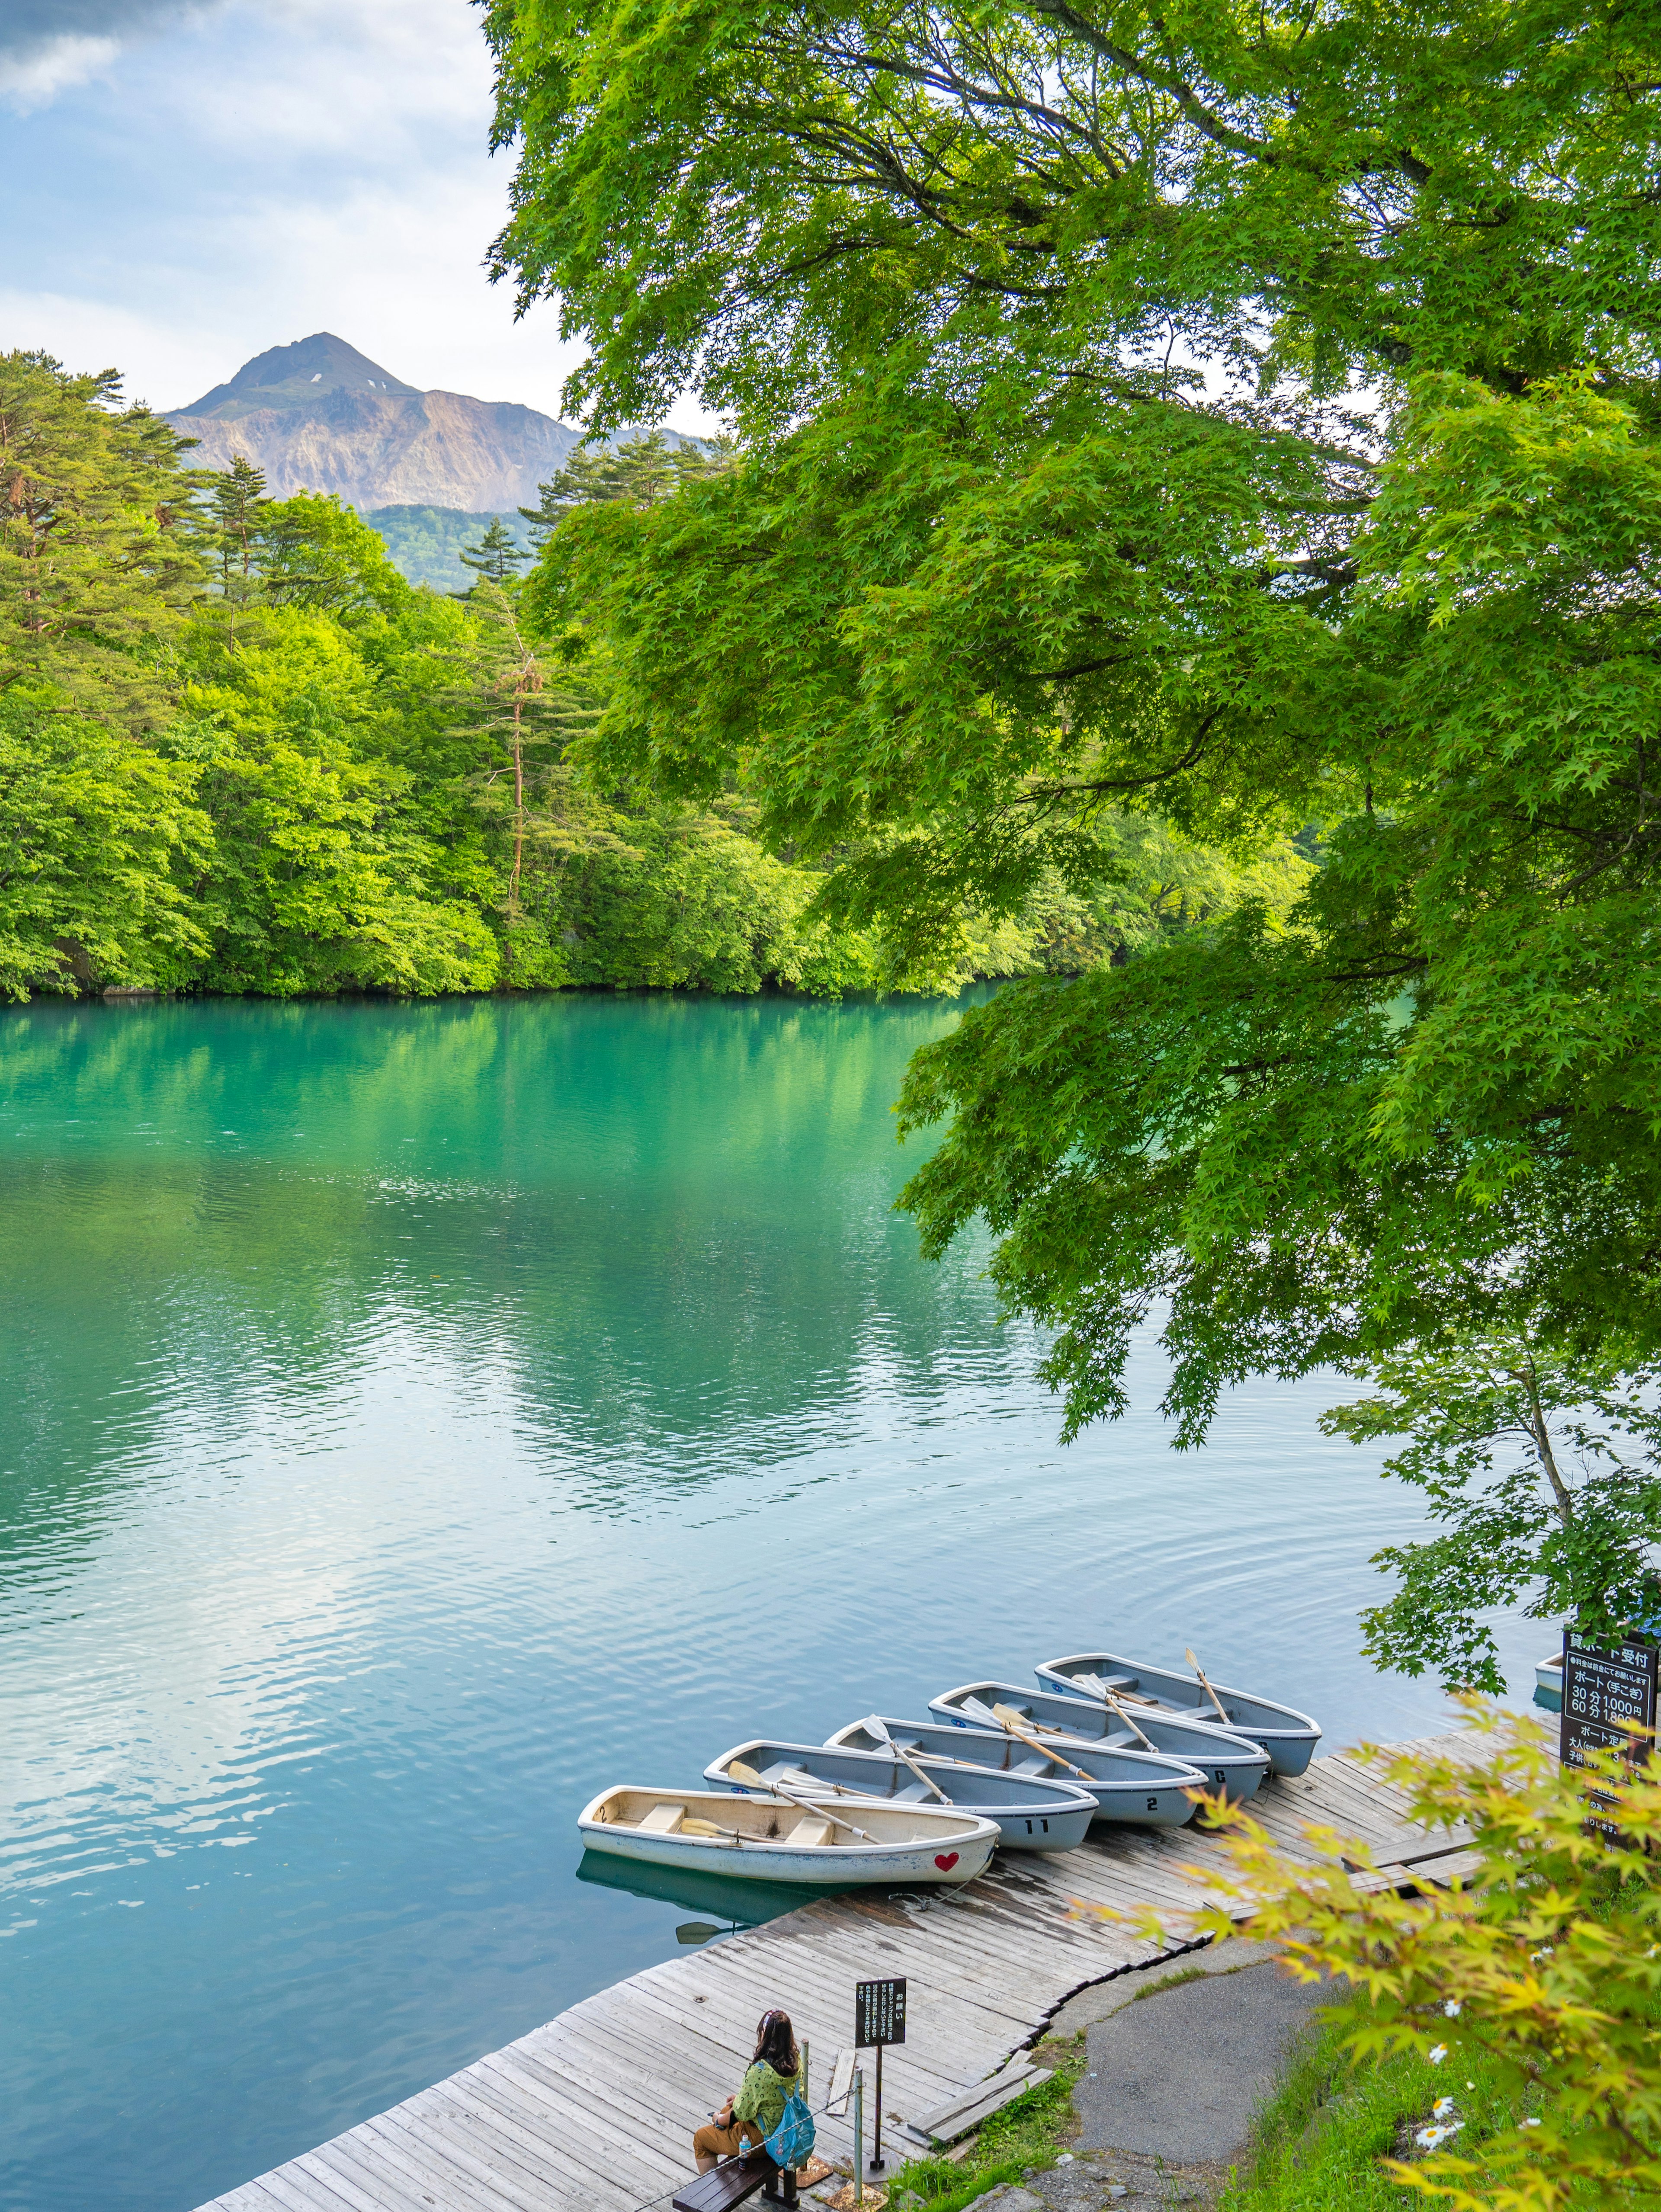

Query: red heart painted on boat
[933,1852,959,1872]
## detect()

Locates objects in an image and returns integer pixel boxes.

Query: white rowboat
[577,1786,998,1885]
[914,1685,1269,1804]
[1034,1651,1321,1776]
[837,1708,1256,1815]
[706,1736,1098,1850]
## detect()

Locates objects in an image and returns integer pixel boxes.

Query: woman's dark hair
[753,2009,799,2076]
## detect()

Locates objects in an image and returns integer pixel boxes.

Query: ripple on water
[0,994,1538,2212]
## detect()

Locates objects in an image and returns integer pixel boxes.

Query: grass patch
[884,2036,1086,2212]
[1223,2000,1531,2212]
[1128,1966,1211,2004]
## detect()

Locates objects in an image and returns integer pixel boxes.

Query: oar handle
[1102,1690,1157,1752]
[1184,1649,1233,1725]
[892,1743,950,1804]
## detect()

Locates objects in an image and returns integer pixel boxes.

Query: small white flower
[1443,1999,1462,2018]
[1415,2122,1464,2151]
[1428,2045,1449,2065]
[1432,2098,1456,2120]
[1522,2119,1542,2129]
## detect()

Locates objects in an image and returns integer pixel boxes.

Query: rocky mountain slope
[165,333,587,511]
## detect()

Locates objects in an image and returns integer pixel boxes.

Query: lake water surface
[0,995,1538,2212]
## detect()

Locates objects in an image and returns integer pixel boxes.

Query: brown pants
[693,2119,763,2162]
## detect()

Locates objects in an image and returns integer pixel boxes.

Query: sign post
[854,1977,906,2176]
[1561,1625,1659,1837]
[852,2066,863,2209]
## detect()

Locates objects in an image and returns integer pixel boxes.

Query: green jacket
[733,2059,799,2139]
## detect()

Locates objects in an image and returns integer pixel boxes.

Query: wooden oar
[963,1698,1093,1782]
[860,1717,952,1804]
[1073,1670,1131,1699]
[961,1693,1020,1737]
[680,1815,746,1841]
[1184,1648,1234,1726]
[727,1760,884,1843]
[782,1766,860,1795]
[1100,1689,1160,1752]
[1070,1672,1160,1753]
[962,1695,1086,1762]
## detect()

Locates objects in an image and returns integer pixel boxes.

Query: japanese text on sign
[855,1977,907,2049]
[1561,1629,1657,1840]
[1561,1629,1658,1771]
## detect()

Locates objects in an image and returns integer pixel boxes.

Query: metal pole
[853,2065,864,2208]
[799,2039,810,2196]
[871,2044,884,2172]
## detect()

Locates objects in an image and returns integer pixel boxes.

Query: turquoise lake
[0,994,1540,2212]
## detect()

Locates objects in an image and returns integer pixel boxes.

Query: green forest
[0,360,1306,1007]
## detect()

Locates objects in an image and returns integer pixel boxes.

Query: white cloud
[0,2,219,114]
[0,34,121,110]
[0,0,722,431]
[0,286,217,404]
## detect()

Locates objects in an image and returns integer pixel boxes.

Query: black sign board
[1561,1627,1658,1835]
[854,1978,906,2176]
[855,1976,906,2049]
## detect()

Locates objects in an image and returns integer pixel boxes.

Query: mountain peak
[176,334,422,420]
[164,342,587,511]
[164,338,709,520]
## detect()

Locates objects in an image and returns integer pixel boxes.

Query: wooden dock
[198,1733,1478,2212]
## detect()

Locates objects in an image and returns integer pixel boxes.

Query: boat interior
[942,1684,1119,1743]
[588,1787,968,1847]
[837,1721,1047,1774]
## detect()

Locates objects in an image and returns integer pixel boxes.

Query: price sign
[855,1976,906,2048]
[1561,1627,1658,1837]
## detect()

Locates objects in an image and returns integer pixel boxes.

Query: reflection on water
[574,1849,821,1933]
[0,995,1536,2212]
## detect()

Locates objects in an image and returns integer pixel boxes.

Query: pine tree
[211,456,267,593]
[0,351,203,734]
[457,517,528,588]
[518,432,733,546]
[202,453,269,654]
[457,582,587,913]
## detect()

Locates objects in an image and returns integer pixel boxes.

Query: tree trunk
[510,688,525,920]
[1517,1361,1576,1524]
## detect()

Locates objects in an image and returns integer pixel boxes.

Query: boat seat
[785,1814,834,1847]
[893,1781,930,1803]
[638,1803,687,1835]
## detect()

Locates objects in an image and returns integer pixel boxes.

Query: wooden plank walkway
[198,1732,1478,2212]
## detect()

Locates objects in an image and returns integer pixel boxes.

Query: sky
[0,0,670,426]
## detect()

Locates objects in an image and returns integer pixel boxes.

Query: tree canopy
[483,0,1657,430]
[484,0,1661,1648]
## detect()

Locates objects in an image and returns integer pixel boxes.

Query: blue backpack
[764,2087,816,2171]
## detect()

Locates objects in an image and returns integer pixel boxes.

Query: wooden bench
[671,2147,799,2212]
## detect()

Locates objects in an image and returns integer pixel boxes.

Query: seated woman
[693,2009,802,2174]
